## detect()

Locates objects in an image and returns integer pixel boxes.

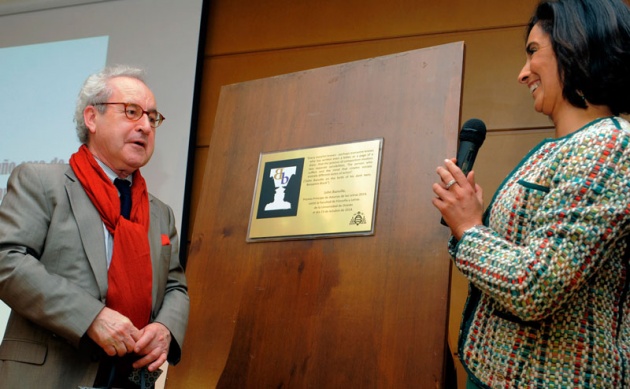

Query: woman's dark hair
[527,0,630,115]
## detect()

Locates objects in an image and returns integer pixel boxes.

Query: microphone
[441,118,487,226]
[456,118,486,177]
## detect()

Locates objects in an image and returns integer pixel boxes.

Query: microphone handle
[457,141,479,176]
[440,142,479,226]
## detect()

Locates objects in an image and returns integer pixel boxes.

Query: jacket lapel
[64,168,108,300]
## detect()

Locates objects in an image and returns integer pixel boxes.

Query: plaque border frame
[247,137,383,242]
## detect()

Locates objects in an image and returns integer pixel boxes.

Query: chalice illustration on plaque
[264,167,297,210]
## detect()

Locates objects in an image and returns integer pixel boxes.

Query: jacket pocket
[0,338,47,365]
[500,180,549,245]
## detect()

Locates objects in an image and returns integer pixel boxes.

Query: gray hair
[74,65,146,144]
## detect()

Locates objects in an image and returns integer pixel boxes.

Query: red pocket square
[161,234,170,246]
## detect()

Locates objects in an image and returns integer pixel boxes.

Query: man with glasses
[0,65,189,388]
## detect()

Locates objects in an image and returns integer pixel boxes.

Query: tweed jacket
[451,117,630,388]
[0,163,189,388]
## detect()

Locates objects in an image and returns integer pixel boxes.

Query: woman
[433,0,630,387]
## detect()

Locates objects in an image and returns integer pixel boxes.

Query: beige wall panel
[205,0,539,55]
[198,27,549,146]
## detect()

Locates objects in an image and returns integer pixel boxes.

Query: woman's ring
[445,179,457,190]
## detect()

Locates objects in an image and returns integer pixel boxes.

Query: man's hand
[131,322,172,372]
[87,307,139,357]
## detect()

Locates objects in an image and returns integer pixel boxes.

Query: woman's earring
[577,90,586,102]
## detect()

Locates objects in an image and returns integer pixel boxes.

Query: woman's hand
[432,158,484,240]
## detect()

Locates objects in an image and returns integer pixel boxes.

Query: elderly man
[0,65,189,388]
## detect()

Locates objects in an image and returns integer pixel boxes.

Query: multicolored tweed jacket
[450,117,630,388]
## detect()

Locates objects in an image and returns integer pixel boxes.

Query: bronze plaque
[247,138,383,241]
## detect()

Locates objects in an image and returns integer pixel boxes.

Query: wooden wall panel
[180,1,557,388]
[474,129,555,194]
[190,27,551,232]
[198,28,546,147]
[205,0,539,55]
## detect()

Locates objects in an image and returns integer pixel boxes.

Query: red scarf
[70,144,152,329]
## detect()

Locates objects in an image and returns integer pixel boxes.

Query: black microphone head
[459,118,487,146]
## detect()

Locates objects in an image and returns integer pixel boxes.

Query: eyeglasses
[94,102,165,128]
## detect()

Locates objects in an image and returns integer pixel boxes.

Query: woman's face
[518,23,567,119]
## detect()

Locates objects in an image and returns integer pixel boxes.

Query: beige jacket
[0,163,189,388]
